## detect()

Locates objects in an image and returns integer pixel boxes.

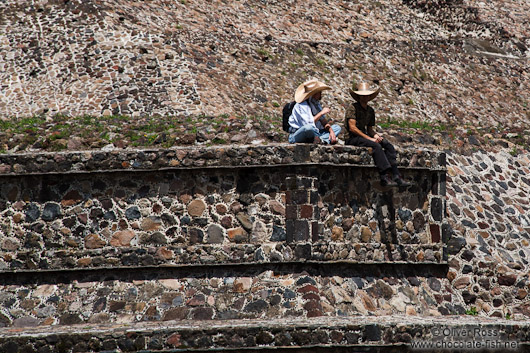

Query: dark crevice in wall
[159,346,408,353]
[0,262,449,286]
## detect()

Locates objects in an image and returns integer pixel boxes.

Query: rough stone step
[0,315,528,353]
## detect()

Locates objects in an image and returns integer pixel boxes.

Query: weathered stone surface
[269,200,285,216]
[110,230,136,247]
[188,200,206,217]
[85,234,107,249]
[207,224,225,244]
[42,203,61,221]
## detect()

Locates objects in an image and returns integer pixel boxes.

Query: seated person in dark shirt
[344,82,410,187]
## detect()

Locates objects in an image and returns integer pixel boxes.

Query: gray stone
[271,225,286,242]
[447,237,466,255]
[244,299,268,313]
[428,278,442,292]
[236,213,253,231]
[42,203,61,221]
[24,203,40,222]
[13,316,40,327]
[207,224,224,244]
[125,206,141,220]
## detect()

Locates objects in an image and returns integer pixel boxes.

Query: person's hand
[329,128,337,144]
[321,107,330,115]
[374,134,383,143]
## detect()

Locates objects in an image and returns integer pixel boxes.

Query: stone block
[430,197,443,222]
[291,190,309,205]
[285,205,297,220]
[311,221,319,242]
[285,220,295,243]
[300,205,313,219]
[293,220,310,242]
[429,224,441,243]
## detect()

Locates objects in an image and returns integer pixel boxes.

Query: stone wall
[1,145,530,352]
[0,145,449,329]
[1,0,528,136]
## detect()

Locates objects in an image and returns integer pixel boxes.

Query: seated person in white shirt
[287,79,341,144]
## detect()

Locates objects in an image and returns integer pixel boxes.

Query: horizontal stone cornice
[0,144,446,176]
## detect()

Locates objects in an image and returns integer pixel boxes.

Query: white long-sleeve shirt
[288,100,325,131]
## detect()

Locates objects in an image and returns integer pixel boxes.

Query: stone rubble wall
[1,316,528,352]
[444,150,530,320]
[0,146,529,352]
[0,0,528,134]
[0,145,450,329]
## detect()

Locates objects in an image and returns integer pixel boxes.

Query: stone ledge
[1,243,444,272]
[0,144,446,176]
[0,316,528,352]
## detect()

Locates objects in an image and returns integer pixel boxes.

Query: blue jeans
[288,124,341,144]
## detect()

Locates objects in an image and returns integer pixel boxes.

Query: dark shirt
[345,102,375,139]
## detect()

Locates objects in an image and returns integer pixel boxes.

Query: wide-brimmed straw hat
[294,79,331,103]
[349,82,380,102]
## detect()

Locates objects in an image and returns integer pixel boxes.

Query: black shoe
[380,174,397,187]
[393,176,412,187]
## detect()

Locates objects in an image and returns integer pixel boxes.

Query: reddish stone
[179,194,192,204]
[498,274,517,286]
[187,294,206,306]
[109,301,126,312]
[163,308,189,321]
[297,285,319,294]
[330,331,344,343]
[110,230,135,247]
[141,217,161,231]
[227,227,248,243]
[61,190,82,206]
[331,226,344,241]
[300,205,313,219]
[307,310,324,317]
[303,293,321,301]
[118,219,128,229]
[429,224,440,243]
[156,247,174,260]
[303,300,322,311]
[216,204,228,215]
[478,222,490,229]
[167,333,181,347]
[84,234,106,249]
[453,276,471,289]
[152,203,162,213]
[230,202,242,214]
[221,216,233,229]
[77,258,92,267]
[12,213,23,223]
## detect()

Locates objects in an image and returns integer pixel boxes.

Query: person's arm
[313,107,330,125]
[348,119,378,143]
[367,126,383,143]
[316,108,337,143]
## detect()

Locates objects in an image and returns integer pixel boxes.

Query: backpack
[282,101,296,132]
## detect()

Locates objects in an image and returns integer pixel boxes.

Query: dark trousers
[346,136,397,173]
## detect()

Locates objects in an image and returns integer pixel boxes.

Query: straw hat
[294,79,331,103]
[349,82,380,102]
